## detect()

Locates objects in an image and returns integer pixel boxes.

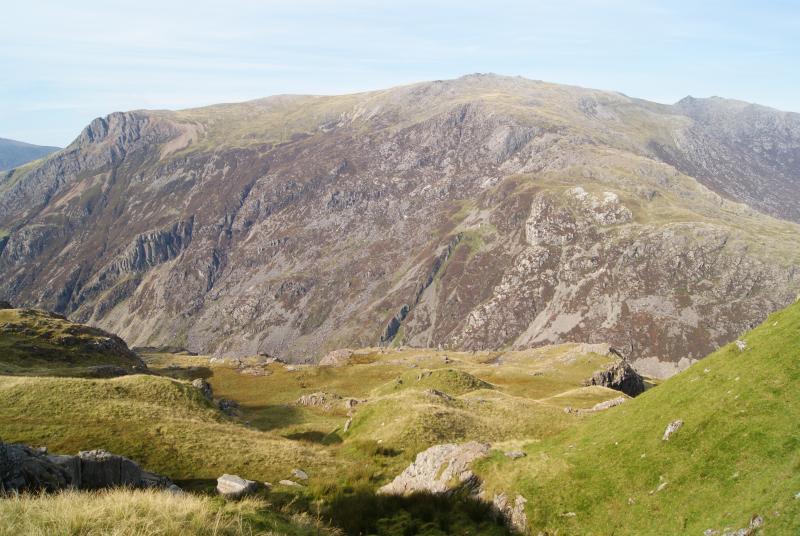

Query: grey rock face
[0,443,71,492]
[77,449,142,489]
[586,360,645,397]
[0,442,174,493]
[380,441,529,531]
[664,96,800,223]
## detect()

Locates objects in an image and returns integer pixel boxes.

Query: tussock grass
[0,488,335,535]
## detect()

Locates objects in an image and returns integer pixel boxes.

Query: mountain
[1,74,800,375]
[0,137,60,171]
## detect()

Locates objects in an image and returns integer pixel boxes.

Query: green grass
[475,300,800,534]
[371,368,493,397]
[0,489,338,536]
[0,308,144,376]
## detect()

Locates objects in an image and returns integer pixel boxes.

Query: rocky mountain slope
[2,74,800,374]
[0,137,60,172]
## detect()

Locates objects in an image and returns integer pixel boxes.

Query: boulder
[586,360,645,397]
[216,474,258,499]
[590,396,627,412]
[504,450,526,459]
[291,468,309,481]
[662,420,684,441]
[191,378,213,400]
[378,442,490,496]
[279,479,303,487]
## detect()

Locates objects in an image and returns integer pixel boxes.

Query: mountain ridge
[0,137,60,172]
[2,74,799,375]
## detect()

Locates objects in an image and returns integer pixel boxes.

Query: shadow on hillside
[323,489,515,536]
[284,430,343,445]
[243,404,305,431]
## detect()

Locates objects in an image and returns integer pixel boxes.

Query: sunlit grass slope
[476,300,800,534]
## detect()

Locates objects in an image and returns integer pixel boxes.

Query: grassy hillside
[0,374,339,484]
[0,308,145,376]
[0,343,625,534]
[476,300,800,534]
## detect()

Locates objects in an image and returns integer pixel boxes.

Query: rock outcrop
[0,442,175,493]
[586,360,645,397]
[378,442,491,496]
[379,441,528,531]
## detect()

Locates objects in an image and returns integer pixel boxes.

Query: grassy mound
[476,301,800,534]
[0,374,340,484]
[0,488,336,536]
[372,368,493,397]
[0,308,145,376]
[346,389,573,455]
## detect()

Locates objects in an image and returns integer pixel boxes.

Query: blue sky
[3,0,799,147]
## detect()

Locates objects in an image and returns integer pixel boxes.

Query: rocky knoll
[0,307,146,375]
[2,75,800,374]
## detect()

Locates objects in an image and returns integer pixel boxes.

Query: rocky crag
[2,75,800,375]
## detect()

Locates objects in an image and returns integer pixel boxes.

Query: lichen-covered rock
[662,420,684,441]
[378,442,490,496]
[216,474,258,499]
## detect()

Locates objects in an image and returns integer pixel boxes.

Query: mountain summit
[2,74,799,375]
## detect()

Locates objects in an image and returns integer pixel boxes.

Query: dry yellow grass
[0,488,337,536]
